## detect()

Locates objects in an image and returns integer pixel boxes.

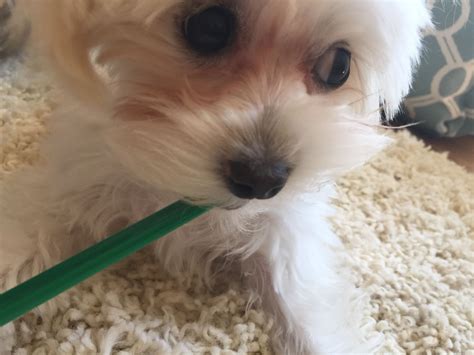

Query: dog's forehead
[223,0,393,52]
[179,0,385,33]
[234,0,382,26]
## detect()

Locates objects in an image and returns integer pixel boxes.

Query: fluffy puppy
[0,0,430,353]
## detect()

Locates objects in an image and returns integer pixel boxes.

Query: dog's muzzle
[224,159,290,200]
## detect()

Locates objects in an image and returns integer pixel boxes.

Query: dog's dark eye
[183,6,235,55]
[313,47,351,89]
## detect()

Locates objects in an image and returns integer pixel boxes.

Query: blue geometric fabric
[401,0,473,137]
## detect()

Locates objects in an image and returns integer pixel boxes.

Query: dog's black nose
[225,160,290,200]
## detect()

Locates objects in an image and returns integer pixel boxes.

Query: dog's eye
[183,6,235,55]
[313,47,351,89]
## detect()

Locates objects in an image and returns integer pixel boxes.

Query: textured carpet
[1,57,473,354]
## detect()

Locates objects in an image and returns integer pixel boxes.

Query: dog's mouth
[220,200,249,210]
[183,196,248,211]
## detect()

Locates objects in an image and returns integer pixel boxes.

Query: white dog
[1,1,431,353]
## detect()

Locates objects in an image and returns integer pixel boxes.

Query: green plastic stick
[0,201,209,326]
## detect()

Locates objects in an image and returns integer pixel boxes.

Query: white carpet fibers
[1,58,473,354]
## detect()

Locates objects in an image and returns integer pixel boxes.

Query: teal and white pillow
[400,0,473,137]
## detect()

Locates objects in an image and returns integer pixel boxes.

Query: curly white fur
[0,1,430,353]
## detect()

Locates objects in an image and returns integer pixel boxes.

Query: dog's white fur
[1,1,431,353]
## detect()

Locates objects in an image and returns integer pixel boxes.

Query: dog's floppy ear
[15,0,110,107]
[375,0,432,119]
[21,0,178,110]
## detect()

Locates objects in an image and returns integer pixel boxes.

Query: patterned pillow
[399,0,473,137]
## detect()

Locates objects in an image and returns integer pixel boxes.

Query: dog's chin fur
[1,0,431,353]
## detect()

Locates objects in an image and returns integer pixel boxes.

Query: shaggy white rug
[1,57,473,354]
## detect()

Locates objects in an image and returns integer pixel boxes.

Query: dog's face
[32,0,430,208]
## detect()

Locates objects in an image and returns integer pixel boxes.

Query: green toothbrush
[0,201,209,326]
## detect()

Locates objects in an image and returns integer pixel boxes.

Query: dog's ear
[11,0,116,109]
[23,0,178,110]
[376,0,432,119]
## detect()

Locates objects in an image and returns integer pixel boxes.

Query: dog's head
[30,0,430,208]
